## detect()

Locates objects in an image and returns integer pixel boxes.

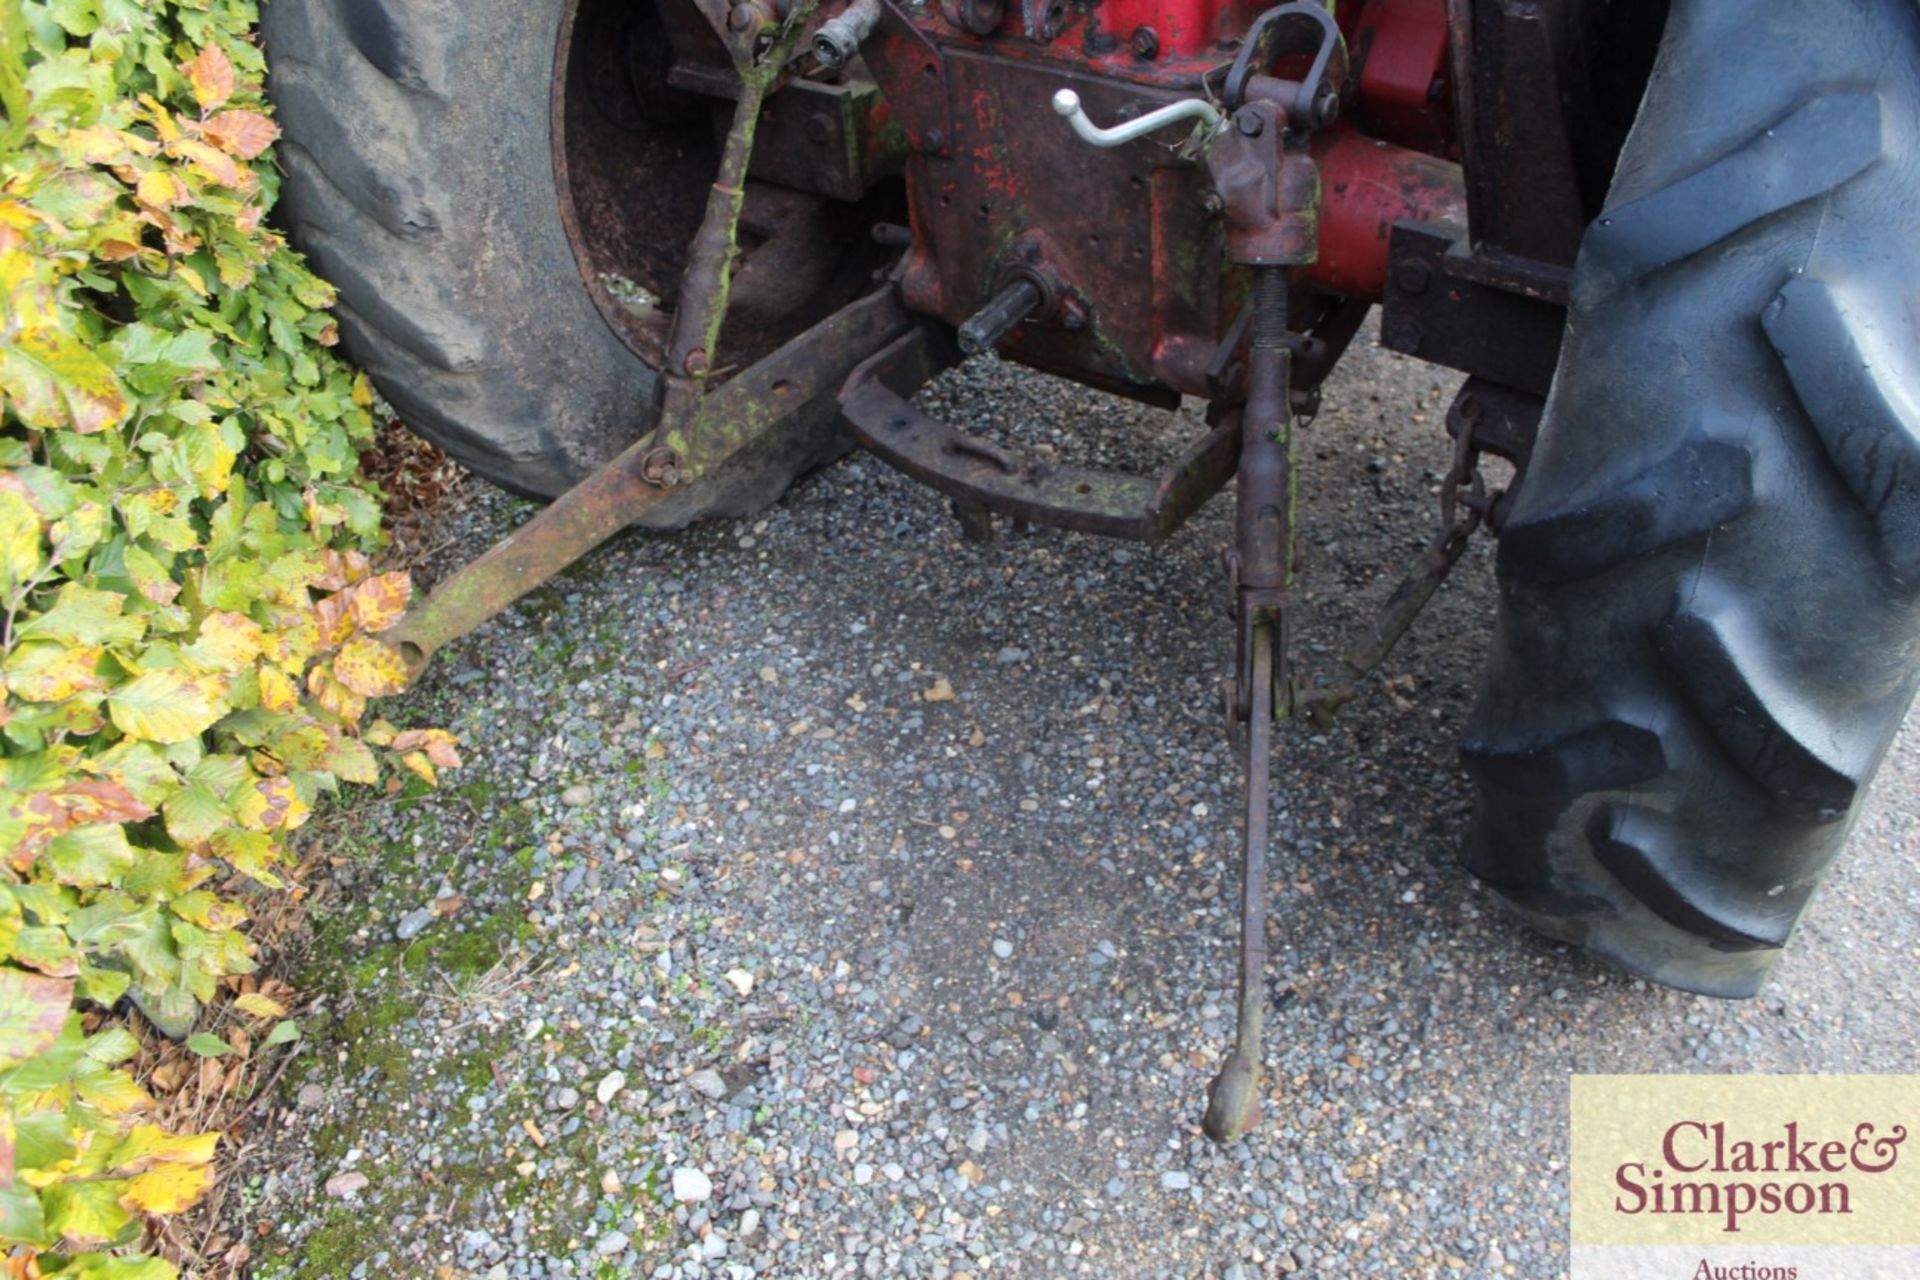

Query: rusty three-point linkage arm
[387,0,866,675]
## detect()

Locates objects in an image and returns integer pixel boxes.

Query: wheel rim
[551,0,901,374]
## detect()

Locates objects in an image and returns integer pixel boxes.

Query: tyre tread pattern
[1462,0,1920,1000]
[1577,89,1885,303]
[1763,273,1920,583]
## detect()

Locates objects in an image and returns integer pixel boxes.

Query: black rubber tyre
[260,0,871,515]
[1461,0,1920,997]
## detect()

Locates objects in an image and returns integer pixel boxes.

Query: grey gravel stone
[393,907,434,941]
[242,329,1920,1279]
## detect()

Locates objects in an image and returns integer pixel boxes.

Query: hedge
[1,1,450,1270]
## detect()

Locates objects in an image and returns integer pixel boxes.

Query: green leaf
[184,1031,229,1058]
[75,963,131,1007]
[13,582,145,646]
[44,823,139,887]
[41,1178,134,1249]
[0,1184,51,1248]
[57,1255,178,1280]
[210,827,282,887]
[161,783,225,844]
[13,1109,78,1172]
[10,926,78,976]
[107,668,226,744]
[263,1019,300,1047]
[84,1026,142,1065]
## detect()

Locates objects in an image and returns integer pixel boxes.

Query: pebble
[595,1230,630,1256]
[1159,1171,1191,1191]
[686,1068,728,1099]
[324,1171,369,1198]
[545,1086,579,1112]
[596,1070,626,1105]
[393,907,434,941]
[991,938,1013,960]
[671,1167,713,1203]
[559,784,593,807]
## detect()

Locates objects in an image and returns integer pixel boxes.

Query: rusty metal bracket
[385,286,914,676]
[840,328,1242,542]
[1288,377,1531,728]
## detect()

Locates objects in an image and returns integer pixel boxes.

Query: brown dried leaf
[182,43,236,109]
[202,109,279,159]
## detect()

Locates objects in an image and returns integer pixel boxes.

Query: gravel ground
[242,329,1920,1279]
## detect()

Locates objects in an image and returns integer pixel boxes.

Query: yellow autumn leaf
[258,663,298,712]
[333,635,409,697]
[308,668,366,725]
[346,571,412,633]
[123,1161,215,1215]
[135,169,180,208]
[113,1124,220,1173]
[234,992,286,1019]
[1,487,44,594]
[75,1064,153,1114]
[399,750,437,787]
[235,775,309,832]
[107,668,226,743]
[3,641,104,701]
[187,610,264,671]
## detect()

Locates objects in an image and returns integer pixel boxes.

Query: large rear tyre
[1461,0,1920,996]
[261,0,884,514]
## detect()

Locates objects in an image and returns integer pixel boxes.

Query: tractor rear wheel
[261,0,891,513]
[1461,0,1920,996]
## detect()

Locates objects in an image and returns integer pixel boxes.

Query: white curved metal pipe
[1050,88,1223,148]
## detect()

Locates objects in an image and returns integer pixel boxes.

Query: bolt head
[1130,25,1159,59]
[683,348,709,375]
[1391,259,1432,296]
[1235,108,1264,137]
[727,3,759,31]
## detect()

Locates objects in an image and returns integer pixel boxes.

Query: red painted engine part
[857,0,1460,400]
[1095,0,1271,61]
[1347,0,1455,155]
[1297,126,1466,298]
